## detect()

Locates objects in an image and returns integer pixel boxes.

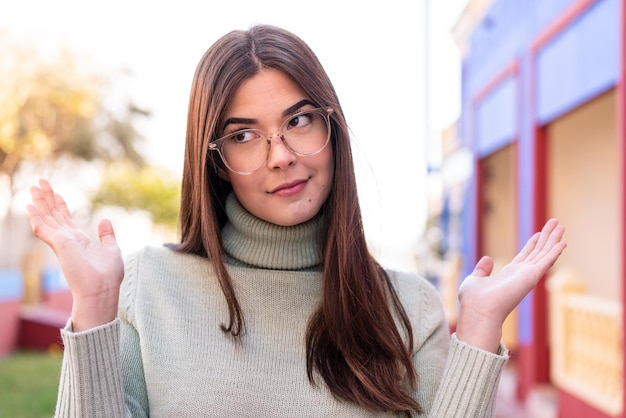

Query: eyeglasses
[209,107,334,175]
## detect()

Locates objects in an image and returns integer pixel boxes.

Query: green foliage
[0,350,62,418]
[0,31,148,184]
[92,163,181,229]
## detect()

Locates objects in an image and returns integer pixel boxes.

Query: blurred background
[1,0,625,417]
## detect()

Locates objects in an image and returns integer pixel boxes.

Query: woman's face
[218,69,334,226]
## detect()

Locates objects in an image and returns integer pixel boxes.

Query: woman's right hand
[27,179,124,331]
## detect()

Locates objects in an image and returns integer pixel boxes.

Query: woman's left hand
[455,218,566,352]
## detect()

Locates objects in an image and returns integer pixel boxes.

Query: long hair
[173,24,421,415]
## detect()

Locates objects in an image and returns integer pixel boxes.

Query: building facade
[446,0,626,416]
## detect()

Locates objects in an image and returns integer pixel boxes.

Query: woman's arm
[27,179,140,417]
[407,276,507,417]
[417,219,565,417]
[55,320,128,418]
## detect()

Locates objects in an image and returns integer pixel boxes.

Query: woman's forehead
[224,69,310,119]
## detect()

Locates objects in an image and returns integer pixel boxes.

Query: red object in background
[18,307,69,351]
[0,300,21,357]
[44,290,73,313]
[558,389,614,418]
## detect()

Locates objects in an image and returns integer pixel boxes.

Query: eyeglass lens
[219,109,330,174]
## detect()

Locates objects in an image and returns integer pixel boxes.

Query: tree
[0,31,150,268]
[91,162,181,231]
[0,31,147,195]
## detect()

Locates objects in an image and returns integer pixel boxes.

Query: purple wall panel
[536,0,619,123]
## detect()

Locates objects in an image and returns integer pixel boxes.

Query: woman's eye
[229,130,258,144]
[287,112,313,129]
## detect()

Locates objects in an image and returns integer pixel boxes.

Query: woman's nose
[266,134,297,169]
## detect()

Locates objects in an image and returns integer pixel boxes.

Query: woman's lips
[270,179,307,196]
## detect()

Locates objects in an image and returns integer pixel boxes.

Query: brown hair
[173,25,421,415]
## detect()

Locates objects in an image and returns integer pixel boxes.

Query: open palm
[27,179,124,329]
[456,219,566,351]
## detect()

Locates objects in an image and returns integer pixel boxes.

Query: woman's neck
[221,193,323,271]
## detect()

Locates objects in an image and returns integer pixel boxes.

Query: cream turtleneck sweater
[55,194,507,417]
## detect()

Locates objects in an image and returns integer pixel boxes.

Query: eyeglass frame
[208,107,334,175]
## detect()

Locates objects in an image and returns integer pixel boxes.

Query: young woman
[27,25,566,417]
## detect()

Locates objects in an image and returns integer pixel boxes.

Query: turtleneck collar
[221,193,324,271]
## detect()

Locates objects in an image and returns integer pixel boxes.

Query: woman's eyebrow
[222,99,317,131]
[281,99,317,117]
[222,117,256,131]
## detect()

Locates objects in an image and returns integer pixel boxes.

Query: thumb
[98,219,118,248]
[472,256,494,277]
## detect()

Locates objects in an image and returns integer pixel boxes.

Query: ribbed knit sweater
[55,194,507,417]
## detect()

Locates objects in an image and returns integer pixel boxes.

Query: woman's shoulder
[385,269,448,348]
[124,245,210,273]
[119,245,216,321]
[386,269,440,300]
[121,246,213,295]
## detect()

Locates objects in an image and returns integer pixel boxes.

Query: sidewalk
[495,363,558,418]
[495,364,528,418]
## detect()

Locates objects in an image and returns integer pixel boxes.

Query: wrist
[71,293,119,332]
[455,307,502,353]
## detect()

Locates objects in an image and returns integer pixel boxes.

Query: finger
[30,186,56,224]
[53,193,78,228]
[528,223,565,263]
[540,224,565,253]
[98,219,118,248]
[27,187,43,214]
[34,187,67,228]
[513,219,560,264]
[534,240,567,270]
[30,185,52,216]
[511,232,540,263]
[55,193,72,218]
[471,256,494,277]
[530,219,558,253]
[37,180,74,228]
[39,179,58,212]
[26,204,43,230]
[30,184,70,232]
[26,204,55,243]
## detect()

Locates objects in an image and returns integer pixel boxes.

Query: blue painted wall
[463,0,618,151]
[42,267,69,293]
[0,269,23,302]
[536,0,620,123]
[0,266,67,304]
[476,75,517,156]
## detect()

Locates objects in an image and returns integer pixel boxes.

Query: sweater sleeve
[53,250,149,418]
[403,274,508,417]
[428,335,507,417]
[55,319,128,418]
[118,250,150,417]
